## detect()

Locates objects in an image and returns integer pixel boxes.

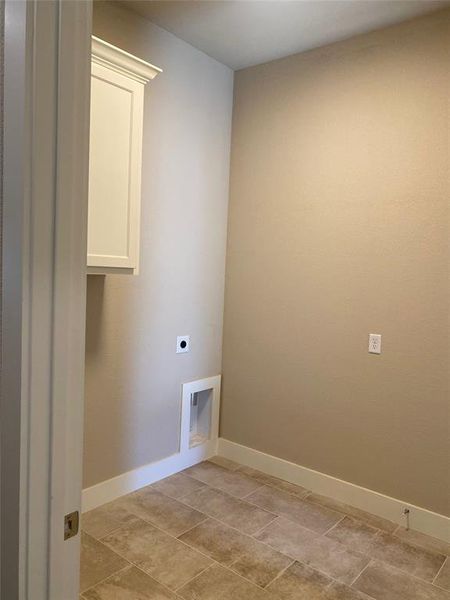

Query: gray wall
[222,11,450,516]
[84,2,233,488]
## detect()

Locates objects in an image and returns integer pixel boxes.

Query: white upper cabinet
[87,37,161,274]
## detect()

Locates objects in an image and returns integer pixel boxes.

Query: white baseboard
[217,438,450,544]
[82,432,449,544]
[82,440,217,513]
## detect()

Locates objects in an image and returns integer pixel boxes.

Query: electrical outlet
[176,335,190,354]
[368,333,381,354]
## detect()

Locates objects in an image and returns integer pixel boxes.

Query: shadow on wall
[83,271,180,489]
[85,274,105,356]
[84,274,140,489]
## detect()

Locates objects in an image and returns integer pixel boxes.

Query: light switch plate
[368,333,381,354]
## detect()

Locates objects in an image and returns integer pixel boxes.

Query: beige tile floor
[80,457,450,599]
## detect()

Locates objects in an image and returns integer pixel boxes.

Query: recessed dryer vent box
[189,389,213,448]
[180,375,221,455]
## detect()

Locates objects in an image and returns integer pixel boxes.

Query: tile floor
[80,457,450,599]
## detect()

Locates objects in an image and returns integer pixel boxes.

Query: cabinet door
[87,62,144,271]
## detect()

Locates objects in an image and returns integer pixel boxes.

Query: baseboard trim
[82,440,217,513]
[217,438,450,544]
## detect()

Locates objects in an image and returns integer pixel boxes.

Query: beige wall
[84,2,233,487]
[222,11,449,516]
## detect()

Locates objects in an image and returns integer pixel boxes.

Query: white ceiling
[123,0,448,70]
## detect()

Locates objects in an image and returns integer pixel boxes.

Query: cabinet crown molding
[92,36,162,84]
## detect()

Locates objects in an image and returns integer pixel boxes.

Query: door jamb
[1,1,92,597]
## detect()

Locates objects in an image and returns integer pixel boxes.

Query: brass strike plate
[64,511,79,540]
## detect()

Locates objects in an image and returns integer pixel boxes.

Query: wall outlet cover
[177,335,190,353]
[368,333,382,354]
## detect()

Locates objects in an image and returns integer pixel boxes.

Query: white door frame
[2,1,92,598]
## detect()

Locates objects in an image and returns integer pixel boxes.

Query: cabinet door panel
[88,63,143,270]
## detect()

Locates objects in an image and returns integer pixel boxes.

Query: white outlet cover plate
[177,335,190,353]
[368,333,382,354]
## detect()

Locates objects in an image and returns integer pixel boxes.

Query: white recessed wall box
[180,375,221,455]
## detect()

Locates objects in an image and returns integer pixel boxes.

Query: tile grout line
[183,464,266,498]
[80,564,132,596]
[168,532,284,594]
[235,465,311,499]
[432,555,448,586]
[240,477,311,501]
[177,484,279,532]
[239,483,266,500]
[330,524,449,588]
[176,484,207,503]
[132,559,187,597]
[267,553,380,598]
[240,492,350,538]
[90,494,210,541]
[173,562,216,593]
[189,477,264,501]
[368,530,449,587]
[244,476,301,496]
[263,558,296,590]
[170,485,297,545]
[369,540,446,588]
[208,458,242,472]
[177,488,279,537]
[298,556,366,592]
[176,514,295,572]
[179,514,296,563]
[348,560,390,600]
[223,560,288,592]
[348,558,373,588]
[174,551,283,596]
[302,498,388,533]
[359,557,450,591]
[397,562,450,588]
[391,527,450,557]
[82,530,136,565]
[156,471,208,500]
[320,514,346,537]
[94,520,137,542]
[301,494,398,534]
[175,516,210,538]
[250,515,279,538]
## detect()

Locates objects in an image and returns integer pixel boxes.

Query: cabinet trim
[92,35,162,84]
